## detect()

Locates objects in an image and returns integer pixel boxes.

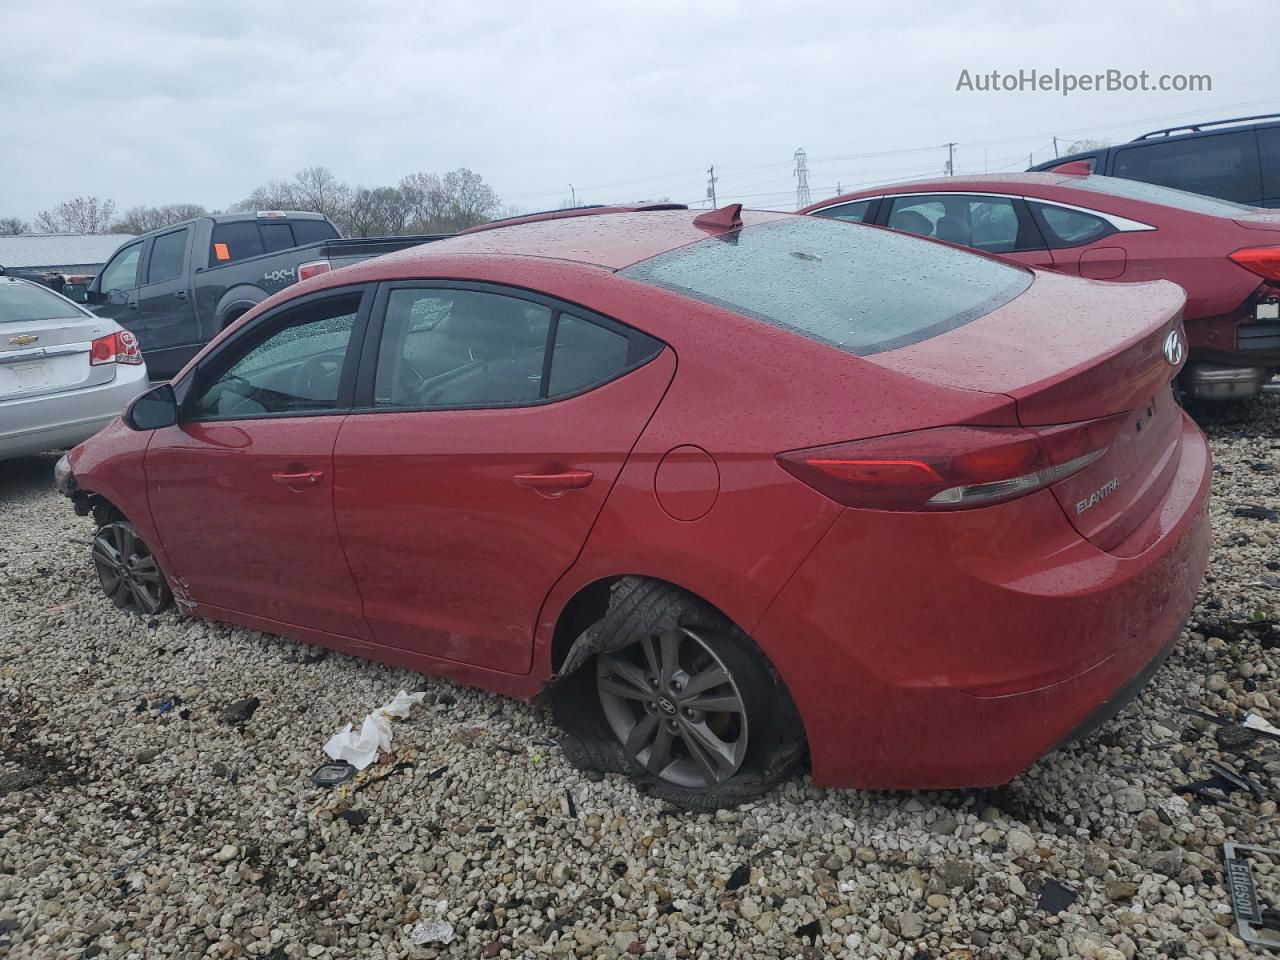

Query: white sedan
[1,275,150,461]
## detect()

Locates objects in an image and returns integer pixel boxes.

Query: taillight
[89,330,143,366]
[1230,246,1280,282]
[777,414,1127,511]
[298,260,331,282]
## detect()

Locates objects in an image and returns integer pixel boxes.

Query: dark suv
[1030,113,1280,208]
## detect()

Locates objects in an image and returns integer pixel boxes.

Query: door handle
[513,469,594,497]
[128,301,139,310]
[175,290,188,302]
[271,469,324,486]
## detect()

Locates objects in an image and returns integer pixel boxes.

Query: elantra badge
[1162,329,1184,366]
[1077,477,1119,514]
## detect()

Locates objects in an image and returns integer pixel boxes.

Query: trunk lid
[870,271,1188,551]
[0,280,116,401]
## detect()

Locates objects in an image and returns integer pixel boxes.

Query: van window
[1112,131,1262,204]
[1259,127,1280,203]
[210,221,265,264]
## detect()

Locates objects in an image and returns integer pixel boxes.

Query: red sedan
[802,172,1280,400]
[56,206,1210,805]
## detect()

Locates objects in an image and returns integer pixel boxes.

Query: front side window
[189,293,361,419]
[210,221,266,264]
[1111,131,1262,204]
[813,199,874,223]
[374,289,551,408]
[99,242,143,293]
[1033,203,1113,248]
[624,216,1032,356]
[147,228,188,284]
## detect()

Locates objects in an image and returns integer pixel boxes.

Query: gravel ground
[1,397,1278,960]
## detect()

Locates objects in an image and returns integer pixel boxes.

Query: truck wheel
[552,578,806,809]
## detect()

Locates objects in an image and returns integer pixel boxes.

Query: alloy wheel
[92,522,170,615]
[596,626,749,788]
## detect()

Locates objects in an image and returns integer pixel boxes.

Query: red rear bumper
[755,411,1211,789]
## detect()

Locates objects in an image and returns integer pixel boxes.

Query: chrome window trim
[809,192,1157,233]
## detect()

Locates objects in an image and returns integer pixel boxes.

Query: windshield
[622,217,1032,356]
[0,279,88,323]
[1072,175,1258,216]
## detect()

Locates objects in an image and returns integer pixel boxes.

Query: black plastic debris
[563,786,578,818]
[1234,505,1280,522]
[1036,879,1078,914]
[338,809,368,828]
[726,864,750,891]
[354,761,413,794]
[795,919,822,943]
[311,761,356,788]
[221,696,260,725]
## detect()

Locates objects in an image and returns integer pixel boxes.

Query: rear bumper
[0,365,149,460]
[754,410,1211,789]
[1181,361,1276,400]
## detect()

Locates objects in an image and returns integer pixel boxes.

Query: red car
[802,172,1280,400]
[56,206,1210,805]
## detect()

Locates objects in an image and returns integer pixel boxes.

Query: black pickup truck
[76,211,445,378]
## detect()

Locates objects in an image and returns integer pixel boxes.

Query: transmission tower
[706,164,718,207]
[793,148,811,209]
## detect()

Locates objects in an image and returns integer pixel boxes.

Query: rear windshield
[622,217,1031,355]
[1072,175,1257,216]
[0,280,86,323]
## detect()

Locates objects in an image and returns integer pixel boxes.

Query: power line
[793,148,810,209]
[706,164,718,207]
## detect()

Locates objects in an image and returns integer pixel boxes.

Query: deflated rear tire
[552,578,806,809]
[92,520,172,615]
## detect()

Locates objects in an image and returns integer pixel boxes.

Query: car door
[91,240,144,325]
[332,282,674,675]
[879,194,1055,269]
[134,226,198,375]
[145,286,374,639]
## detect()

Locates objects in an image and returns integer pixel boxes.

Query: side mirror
[62,282,89,303]
[124,383,178,431]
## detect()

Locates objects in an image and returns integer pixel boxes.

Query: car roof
[801,173,1080,211]
[380,207,793,271]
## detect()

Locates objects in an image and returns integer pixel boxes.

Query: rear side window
[260,222,296,253]
[548,313,631,397]
[1112,131,1262,204]
[813,200,874,223]
[210,221,265,264]
[0,280,87,322]
[292,219,340,245]
[623,217,1032,356]
[147,228,188,283]
[1032,204,1113,248]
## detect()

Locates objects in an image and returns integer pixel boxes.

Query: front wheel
[92,520,172,615]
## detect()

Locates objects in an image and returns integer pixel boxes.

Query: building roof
[0,233,136,270]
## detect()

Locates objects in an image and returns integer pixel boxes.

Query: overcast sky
[1,0,1276,223]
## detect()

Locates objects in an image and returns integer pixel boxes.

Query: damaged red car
[57,206,1210,806]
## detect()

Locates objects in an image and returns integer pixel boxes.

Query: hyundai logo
[1163,329,1184,366]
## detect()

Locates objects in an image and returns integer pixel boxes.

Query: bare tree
[112,203,208,234]
[0,217,29,236]
[345,186,415,238]
[438,168,500,230]
[1064,138,1111,155]
[34,196,117,234]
